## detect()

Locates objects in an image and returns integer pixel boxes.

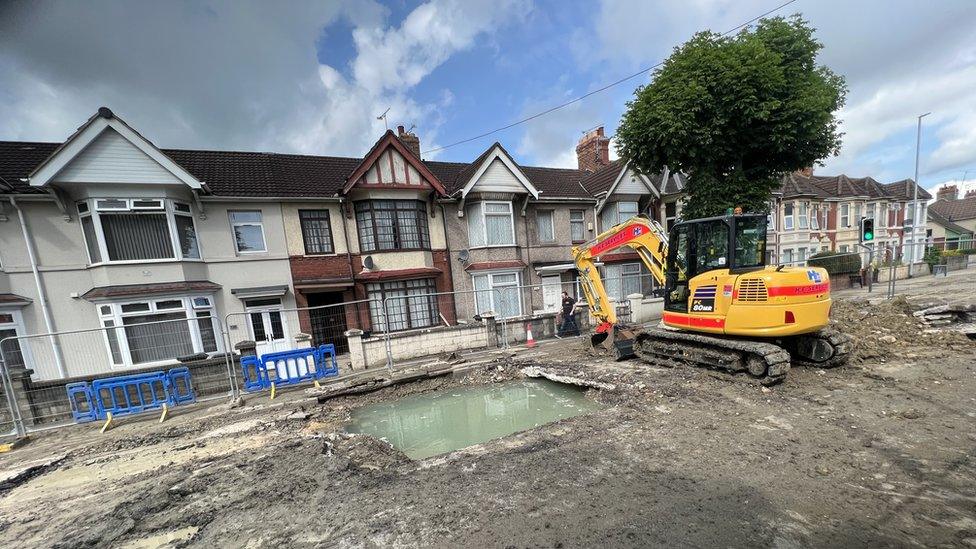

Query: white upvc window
[878,203,888,227]
[604,262,643,301]
[854,203,862,224]
[77,198,201,264]
[536,209,555,242]
[466,201,515,247]
[810,205,820,230]
[472,271,522,318]
[798,202,809,230]
[781,248,794,265]
[229,210,267,253]
[98,295,220,369]
[602,201,639,231]
[783,203,795,231]
[840,204,850,228]
[797,248,807,263]
[866,202,876,221]
[570,210,586,242]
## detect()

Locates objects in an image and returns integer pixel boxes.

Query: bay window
[783,203,795,231]
[878,203,888,227]
[604,263,643,301]
[356,200,430,252]
[472,271,521,318]
[840,204,850,227]
[78,198,200,263]
[467,201,515,247]
[98,295,219,368]
[798,203,809,230]
[366,278,438,332]
[810,205,820,230]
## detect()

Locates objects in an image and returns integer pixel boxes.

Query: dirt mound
[830,297,973,363]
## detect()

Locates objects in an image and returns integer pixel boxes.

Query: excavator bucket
[589,325,637,361]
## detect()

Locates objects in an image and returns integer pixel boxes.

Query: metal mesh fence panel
[0,316,237,433]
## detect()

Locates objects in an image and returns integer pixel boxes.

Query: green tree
[616,15,846,220]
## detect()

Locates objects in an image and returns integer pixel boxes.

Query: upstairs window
[878,203,888,227]
[356,200,430,252]
[798,203,809,230]
[299,209,335,255]
[229,211,267,253]
[78,199,200,264]
[664,202,678,232]
[810,205,820,230]
[840,204,850,227]
[467,201,515,247]
[570,210,586,242]
[536,210,554,242]
[783,203,795,231]
[601,201,639,231]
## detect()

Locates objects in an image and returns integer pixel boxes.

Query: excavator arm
[571,215,670,329]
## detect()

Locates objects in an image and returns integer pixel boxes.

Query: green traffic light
[864,232,874,241]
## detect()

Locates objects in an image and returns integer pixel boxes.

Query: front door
[541,276,562,312]
[0,313,27,370]
[307,291,350,354]
[245,298,289,356]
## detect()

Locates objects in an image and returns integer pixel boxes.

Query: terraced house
[770,169,930,265]
[2,111,685,384]
[927,185,976,246]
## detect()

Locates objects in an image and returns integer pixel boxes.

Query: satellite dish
[363,256,375,269]
[458,250,469,263]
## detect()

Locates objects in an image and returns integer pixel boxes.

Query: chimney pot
[396,125,421,158]
[576,126,611,172]
[937,184,959,201]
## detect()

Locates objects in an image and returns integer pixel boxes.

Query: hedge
[808,251,862,275]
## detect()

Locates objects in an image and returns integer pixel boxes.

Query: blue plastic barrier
[241,344,339,392]
[66,367,196,423]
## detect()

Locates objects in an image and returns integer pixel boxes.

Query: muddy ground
[1,278,975,548]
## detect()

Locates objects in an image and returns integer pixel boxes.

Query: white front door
[245,299,289,356]
[541,276,562,312]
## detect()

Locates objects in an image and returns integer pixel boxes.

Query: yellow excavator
[572,213,850,384]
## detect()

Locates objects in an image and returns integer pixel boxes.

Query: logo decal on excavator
[806,269,823,283]
[691,286,716,312]
[588,224,649,256]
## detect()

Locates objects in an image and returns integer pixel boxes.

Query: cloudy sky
[1,0,975,194]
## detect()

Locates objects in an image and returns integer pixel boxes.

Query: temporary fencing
[67,367,195,423]
[240,345,339,392]
[0,316,238,437]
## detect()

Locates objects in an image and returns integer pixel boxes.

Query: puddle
[345,379,603,459]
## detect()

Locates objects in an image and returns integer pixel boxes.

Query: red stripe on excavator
[766,282,830,297]
[588,224,650,256]
[662,312,725,329]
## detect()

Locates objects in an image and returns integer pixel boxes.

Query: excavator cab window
[694,220,730,272]
[665,224,693,312]
[732,215,767,271]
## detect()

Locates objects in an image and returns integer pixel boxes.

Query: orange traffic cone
[525,322,536,348]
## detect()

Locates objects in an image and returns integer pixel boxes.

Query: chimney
[936,184,959,201]
[576,126,611,172]
[397,125,421,159]
[795,166,814,177]
[965,189,976,199]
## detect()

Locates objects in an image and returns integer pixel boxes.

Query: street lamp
[908,112,930,277]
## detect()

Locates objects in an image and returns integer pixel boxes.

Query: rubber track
[788,327,852,369]
[632,327,792,386]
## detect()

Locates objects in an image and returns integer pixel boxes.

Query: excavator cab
[664,214,767,313]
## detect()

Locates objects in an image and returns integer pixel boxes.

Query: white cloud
[0,0,526,158]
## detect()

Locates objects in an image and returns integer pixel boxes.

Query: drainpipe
[337,197,359,325]
[9,197,67,377]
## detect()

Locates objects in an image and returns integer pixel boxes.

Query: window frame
[570,209,586,243]
[467,200,516,248]
[810,204,820,230]
[229,210,268,254]
[355,200,431,252]
[536,209,555,243]
[798,202,809,230]
[77,198,202,265]
[366,278,439,332]
[840,204,850,228]
[471,270,523,318]
[97,295,220,369]
[298,209,336,255]
[783,203,795,231]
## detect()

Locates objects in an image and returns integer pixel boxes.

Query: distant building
[928,185,976,246]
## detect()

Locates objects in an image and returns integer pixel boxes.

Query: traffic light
[860,217,874,242]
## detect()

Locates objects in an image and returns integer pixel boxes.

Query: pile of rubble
[912,303,976,334]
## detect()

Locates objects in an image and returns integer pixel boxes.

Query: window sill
[88,258,204,267]
[468,244,517,250]
[301,252,339,257]
[359,248,431,254]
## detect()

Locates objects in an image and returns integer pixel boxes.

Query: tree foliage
[616,15,847,220]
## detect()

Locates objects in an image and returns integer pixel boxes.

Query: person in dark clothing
[558,291,579,337]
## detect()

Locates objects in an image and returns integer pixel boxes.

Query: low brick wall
[349,318,494,368]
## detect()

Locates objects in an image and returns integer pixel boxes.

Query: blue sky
[1,0,975,195]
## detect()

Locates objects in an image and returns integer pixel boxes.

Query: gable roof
[882,178,933,201]
[454,142,540,199]
[579,159,626,195]
[28,107,203,190]
[929,195,976,222]
[341,130,446,195]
